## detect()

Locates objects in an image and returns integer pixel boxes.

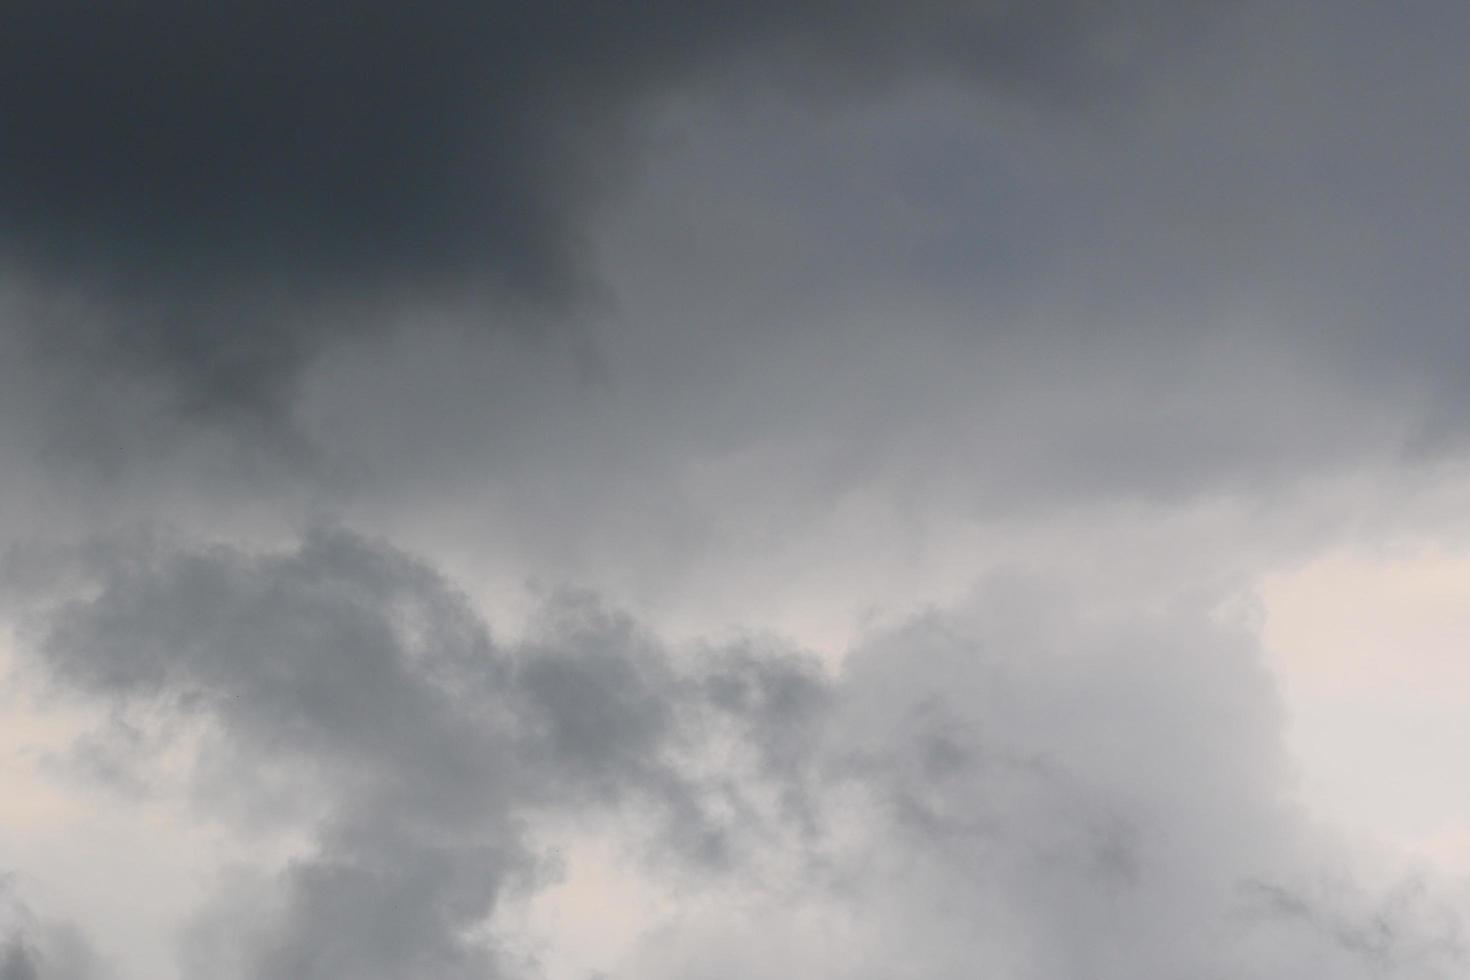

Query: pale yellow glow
[0,630,309,980]
[1261,548,1470,873]
[0,635,92,833]
[501,830,673,980]
[1263,549,1470,697]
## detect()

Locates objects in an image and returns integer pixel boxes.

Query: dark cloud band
[0,1,1193,416]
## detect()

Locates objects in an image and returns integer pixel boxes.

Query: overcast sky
[3,2,1470,978]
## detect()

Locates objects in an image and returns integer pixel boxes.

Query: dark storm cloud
[0,0,1204,416]
[12,528,1463,978]
[121,0,1449,606]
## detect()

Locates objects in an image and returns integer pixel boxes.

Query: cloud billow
[15,528,1462,979]
[25,529,829,977]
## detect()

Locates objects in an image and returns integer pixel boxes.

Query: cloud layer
[5,3,1470,978]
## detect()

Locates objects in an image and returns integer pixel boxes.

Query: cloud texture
[5,530,1461,978]
[4,2,1470,978]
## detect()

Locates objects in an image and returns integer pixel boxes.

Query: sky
[2,1,1470,977]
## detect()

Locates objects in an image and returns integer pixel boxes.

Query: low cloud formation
[11,529,1462,978]
[3,4,1469,978]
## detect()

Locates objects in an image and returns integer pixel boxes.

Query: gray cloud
[18,529,829,977]
[0,878,96,980]
[11,529,1463,978]
[0,881,38,980]
[4,4,1470,978]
